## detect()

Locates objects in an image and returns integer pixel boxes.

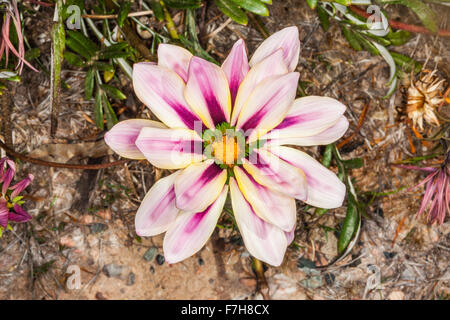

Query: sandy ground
[0,1,449,300]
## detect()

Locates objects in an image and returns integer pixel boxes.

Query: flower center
[212,135,241,166]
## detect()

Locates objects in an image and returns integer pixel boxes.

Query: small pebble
[143,247,157,262]
[156,254,165,265]
[89,223,107,234]
[297,257,316,269]
[149,266,155,274]
[127,272,136,286]
[383,251,397,259]
[374,207,384,218]
[102,263,123,278]
[198,258,204,266]
[324,273,335,286]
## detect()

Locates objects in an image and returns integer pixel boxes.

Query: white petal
[229,178,288,266]
[163,185,228,264]
[135,172,180,237]
[135,127,204,169]
[222,39,249,104]
[269,146,346,209]
[158,44,193,82]
[174,160,227,212]
[233,166,296,231]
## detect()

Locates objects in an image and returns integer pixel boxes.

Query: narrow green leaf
[66,37,92,60]
[93,62,115,72]
[387,29,411,46]
[322,144,333,168]
[390,51,422,74]
[338,195,359,254]
[100,84,127,100]
[24,48,41,61]
[98,50,130,60]
[94,89,104,130]
[85,68,95,100]
[64,51,86,67]
[102,93,118,130]
[231,0,269,16]
[317,5,330,32]
[150,1,165,21]
[215,0,248,25]
[342,158,364,169]
[66,30,99,56]
[305,0,317,9]
[259,0,272,4]
[164,0,202,9]
[341,25,362,51]
[117,1,131,27]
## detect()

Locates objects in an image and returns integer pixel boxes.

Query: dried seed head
[406,70,446,131]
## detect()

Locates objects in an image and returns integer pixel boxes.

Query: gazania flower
[0,157,34,229]
[105,27,348,266]
[0,0,37,74]
[396,151,449,225]
[406,70,445,131]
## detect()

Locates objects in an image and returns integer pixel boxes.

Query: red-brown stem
[349,5,450,37]
[0,140,128,170]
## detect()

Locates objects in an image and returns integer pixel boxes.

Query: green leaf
[338,195,359,254]
[66,30,99,57]
[215,0,248,25]
[102,93,118,129]
[377,0,437,33]
[342,158,364,169]
[322,144,333,168]
[64,51,85,67]
[164,0,202,9]
[341,25,362,51]
[390,51,422,73]
[259,0,272,4]
[231,0,269,16]
[85,68,95,100]
[353,32,379,55]
[305,0,318,9]
[150,1,165,21]
[98,50,130,60]
[317,5,330,32]
[117,1,131,27]
[386,30,411,46]
[93,62,115,72]
[25,48,41,61]
[94,89,104,130]
[100,84,127,100]
[66,37,92,60]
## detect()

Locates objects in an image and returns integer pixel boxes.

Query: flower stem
[252,257,270,300]
[161,1,179,40]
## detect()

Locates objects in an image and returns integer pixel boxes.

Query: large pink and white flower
[105,26,348,266]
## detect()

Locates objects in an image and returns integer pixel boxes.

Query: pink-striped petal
[222,39,249,105]
[0,199,9,228]
[233,166,296,232]
[236,72,300,142]
[133,63,202,130]
[10,174,34,199]
[243,148,307,200]
[249,26,300,72]
[104,119,166,160]
[285,224,296,245]
[264,96,347,140]
[9,204,32,223]
[184,57,232,129]
[266,116,349,147]
[229,178,288,266]
[269,146,346,209]
[158,44,193,82]
[163,185,228,264]
[230,49,288,125]
[135,127,204,169]
[174,160,227,212]
[135,172,180,237]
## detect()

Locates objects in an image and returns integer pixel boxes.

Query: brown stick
[337,102,370,149]
[349,5,450,37]
[0,140,128,170]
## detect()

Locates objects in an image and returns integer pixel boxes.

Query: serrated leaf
[117,1,131,27]
[94,89,104,130]
[85,68,94,100]
[100,84,126,100]
[231,0,269,16]
[164,0,202,9]
[215,0,248,25]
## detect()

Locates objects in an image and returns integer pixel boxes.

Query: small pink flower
[0,157,33,228]
[105,27,348,266]
[0,0,37,74]
[397,152,449,225]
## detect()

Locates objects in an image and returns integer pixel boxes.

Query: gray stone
[102,263,123,278]
[127,272,136,286]
[143,247,157,262]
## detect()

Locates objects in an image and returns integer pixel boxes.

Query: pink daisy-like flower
[105,27,348,266]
